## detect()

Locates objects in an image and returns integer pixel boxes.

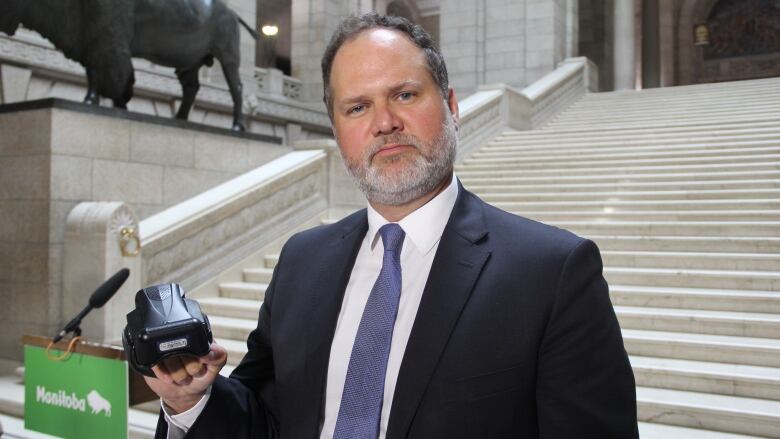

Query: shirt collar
[366,175,459,256]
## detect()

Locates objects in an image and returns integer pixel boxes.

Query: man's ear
[447,88,459,129]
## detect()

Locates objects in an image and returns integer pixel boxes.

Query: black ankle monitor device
[122,283,212,377]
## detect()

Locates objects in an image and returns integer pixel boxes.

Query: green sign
[24,345,128,439]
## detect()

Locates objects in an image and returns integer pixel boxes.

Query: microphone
[53,268,130,343]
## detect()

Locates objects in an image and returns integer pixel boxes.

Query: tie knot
[379,223,405,255]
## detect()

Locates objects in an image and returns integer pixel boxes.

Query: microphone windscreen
[89,268,130,308]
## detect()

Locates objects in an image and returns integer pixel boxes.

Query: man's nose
[371,104,403,136]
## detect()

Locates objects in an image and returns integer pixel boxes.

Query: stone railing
[283,76,303,100]
[456,57,598,161]
[254,67,303,100]
[59,142,366,343]
[138,150,329,291]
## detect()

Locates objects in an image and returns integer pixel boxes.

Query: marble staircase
[457,77,780,437]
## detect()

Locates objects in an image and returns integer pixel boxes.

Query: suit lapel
[301,211,368,437]
[387,187,491,439]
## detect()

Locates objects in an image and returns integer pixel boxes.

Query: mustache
[366,133,422,160]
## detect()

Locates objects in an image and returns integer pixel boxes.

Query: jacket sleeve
[154,245,287,439]
[536,239,639,438]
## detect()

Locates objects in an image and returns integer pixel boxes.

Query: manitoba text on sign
[24,345,128,439]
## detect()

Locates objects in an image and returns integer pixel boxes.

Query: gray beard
[341,114,458,206]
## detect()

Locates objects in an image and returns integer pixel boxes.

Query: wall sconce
[262,25,279,37]
[694,24,710,45]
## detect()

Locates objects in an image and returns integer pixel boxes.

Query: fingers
[183,356,207,378]
[147,344,227,389]
[203,343,228,370]
[151,363,174,385]
[163,356,194,385]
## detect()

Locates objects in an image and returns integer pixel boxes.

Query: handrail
[455,57,598,161]
[139,150,329,289]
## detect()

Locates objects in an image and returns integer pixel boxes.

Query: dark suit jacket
[157,185,638,438]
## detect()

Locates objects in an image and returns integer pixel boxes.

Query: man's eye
[348,104,365,115]
[398,92,415,101]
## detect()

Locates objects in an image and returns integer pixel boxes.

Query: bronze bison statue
[0,0,259,131]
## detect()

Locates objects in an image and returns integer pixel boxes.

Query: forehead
[330,28,430,89]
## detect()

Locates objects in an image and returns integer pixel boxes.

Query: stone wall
[0,101,291,362]
[440,0,578,98]
[579,0,614,91]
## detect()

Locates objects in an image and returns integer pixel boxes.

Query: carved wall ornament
[109,204,140,257]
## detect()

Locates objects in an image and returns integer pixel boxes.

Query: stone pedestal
[0,99,290,362]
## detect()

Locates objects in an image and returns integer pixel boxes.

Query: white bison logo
[86,390,111,416]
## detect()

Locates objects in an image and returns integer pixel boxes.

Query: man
[146,13,638,439]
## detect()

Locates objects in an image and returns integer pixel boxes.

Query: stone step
[458,152,780,171]
[0,412,158,439]
[265,254,279,269]
[479,137,780,156]
[609,285,780,314]
[601,250,780,271]
[465,179,780,193]
[637,421,769,439]
[493,199,780,211]
[518,210,780,222]
[543,119,780,135]
[455,161,780,178]
[583,90,780,105]
[500,118,780,139]
[216,337,250,366]
[622,329,780,367]
[635,386,780,438]
[615,306,780,338]
[582,78,780,97]
[631,356,780,401]
[482,188,780,201]
[243,267,274,283]
[563,95,780,111]
[458,169,780,185]
[553,105,780,124]
[553,99,780,116]
[199,297,262,320]
[581,81,780,98]
[592,235,780,253]
[562,220,780,237]
[492,124,780,144]
[219,282,267,300]
[208,315,256,341]
[477,144,780,164]
[546,112,780,131]
[604,266,780,291]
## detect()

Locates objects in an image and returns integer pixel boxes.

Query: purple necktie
[333,223,405,439]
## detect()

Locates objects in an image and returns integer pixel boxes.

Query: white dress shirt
[164,176,459,439]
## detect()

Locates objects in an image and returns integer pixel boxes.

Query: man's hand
[143,342,228,414]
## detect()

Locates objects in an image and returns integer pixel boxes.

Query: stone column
[641,0,660,88]
[658,0,676,87]
[613,0,636,90]
[440,0,575,98]
[291,0,349,102]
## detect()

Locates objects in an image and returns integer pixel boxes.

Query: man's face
[328,28,459,206]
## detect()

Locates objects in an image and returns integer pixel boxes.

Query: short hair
[321,12,449,115]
